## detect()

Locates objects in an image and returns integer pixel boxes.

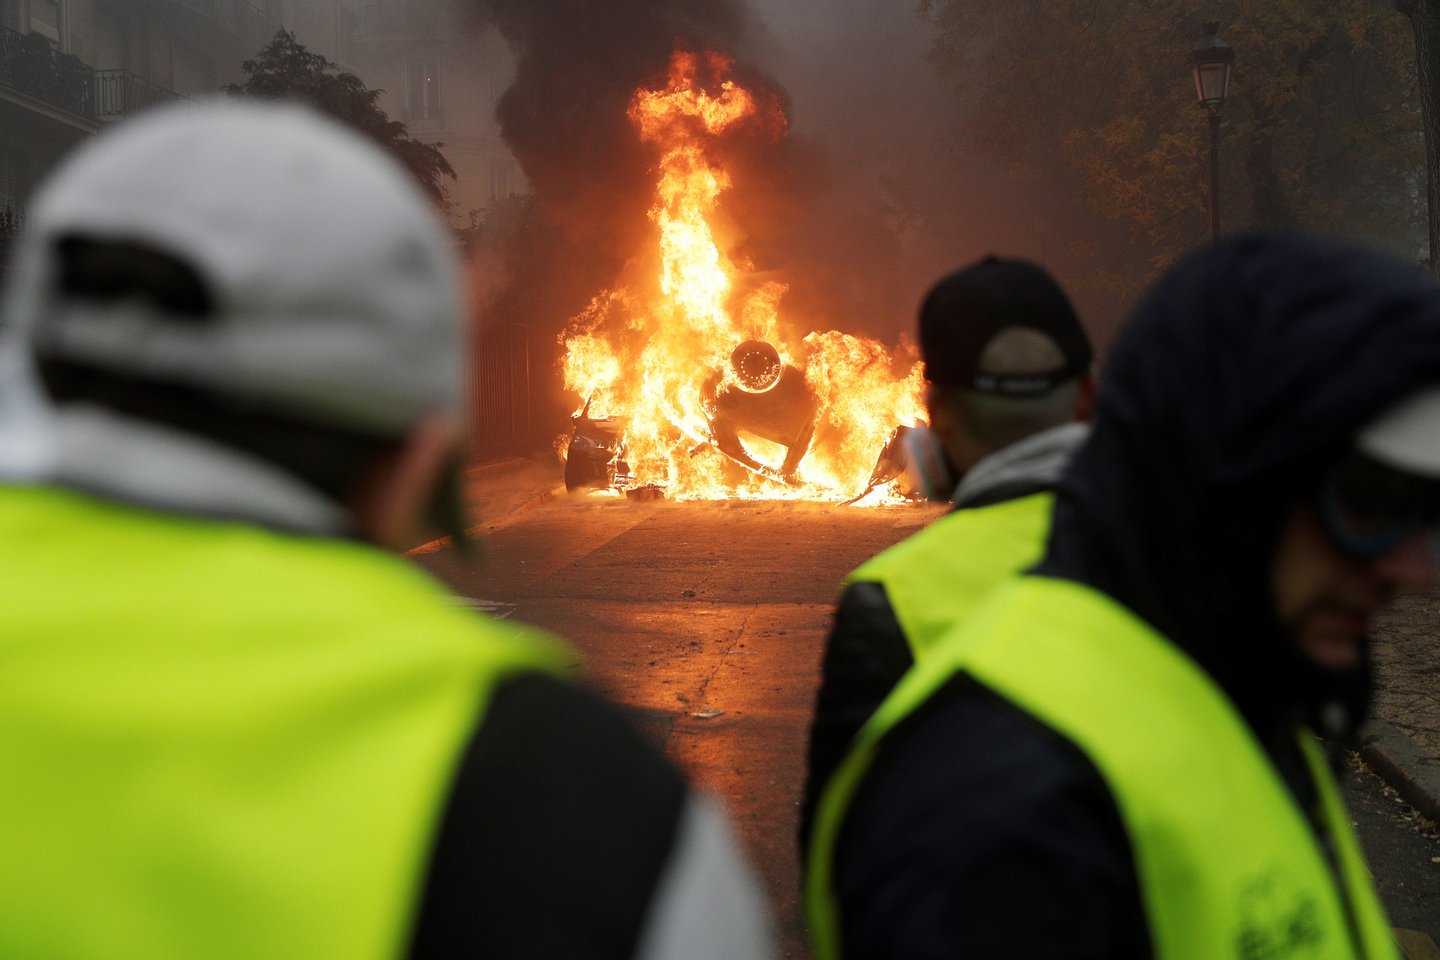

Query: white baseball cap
[2,97,462,436]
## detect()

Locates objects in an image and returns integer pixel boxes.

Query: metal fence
[0,207,20,298]
[168,0,276,35]
[93,70,187,120]
[0,27,93,118]
[470,322,537,461]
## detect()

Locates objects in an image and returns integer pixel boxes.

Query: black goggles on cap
[1316,452,1440,559]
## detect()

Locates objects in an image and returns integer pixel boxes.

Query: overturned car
[562,400,633,493]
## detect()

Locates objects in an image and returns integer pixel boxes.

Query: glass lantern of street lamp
[1189,22,1234,108]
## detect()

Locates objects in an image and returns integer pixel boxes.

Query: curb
[469,483,566,532]
[407,481,564,557]
[1359,720,1440,827]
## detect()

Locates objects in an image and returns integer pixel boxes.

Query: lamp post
[1189,22,1234,242]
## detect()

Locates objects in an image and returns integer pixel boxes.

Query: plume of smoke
[466,0,767,329]
[463,0,837,432]
[464,0,1116,439]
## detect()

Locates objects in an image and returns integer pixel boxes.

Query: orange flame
[561,48,924,502]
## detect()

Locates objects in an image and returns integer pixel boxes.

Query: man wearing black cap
[798,256,1094,851]
[806,233,1440,959]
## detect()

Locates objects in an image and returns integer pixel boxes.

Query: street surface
[416,493,1440,959]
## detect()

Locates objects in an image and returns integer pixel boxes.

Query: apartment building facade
[0,0,538,458]
[349,0,523,226]
[0,0,357,282]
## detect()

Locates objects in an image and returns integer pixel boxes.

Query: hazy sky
[744,0,1121,344]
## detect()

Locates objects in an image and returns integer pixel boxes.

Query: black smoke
[465,0,773,323]
[465,0,825,433]
[463,0,1122,441]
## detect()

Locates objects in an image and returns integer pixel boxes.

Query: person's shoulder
[410,673,699,956]
[470,672,685,803]
[846,506,981,585]
[835,674,1145,957]
[840,676,1134,892]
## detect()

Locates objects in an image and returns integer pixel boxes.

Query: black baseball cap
[919,256,1093,397]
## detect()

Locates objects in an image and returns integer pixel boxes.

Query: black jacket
[833,234,1440,959]
[800,423,1088,856]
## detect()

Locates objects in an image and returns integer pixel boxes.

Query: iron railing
[0,27,94,118]
[93,69,187,120]
[471,321,538,460]
[0,207,23,303]
[167,0,276,35]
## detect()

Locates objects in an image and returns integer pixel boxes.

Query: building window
[408,57,440,121]
[30,0,61,42]
[1,0,21,32]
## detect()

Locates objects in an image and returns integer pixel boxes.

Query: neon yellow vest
[808,576,1397,960]
[0,485,571,958]
[847,492,1053,659]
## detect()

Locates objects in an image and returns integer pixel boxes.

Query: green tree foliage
[225,30,455,206]
[921,1,1423,289]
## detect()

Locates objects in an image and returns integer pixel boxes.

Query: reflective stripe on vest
[847,492,1053,660]
[0,485,570,958]
[808,576,1396,960]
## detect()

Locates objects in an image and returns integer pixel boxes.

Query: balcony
[0,27,94,119]
[94,70,187,120]
[0,207,24,294]
[166,0,277,35]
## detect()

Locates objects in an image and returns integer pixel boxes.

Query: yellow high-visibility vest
[847,491,1053,659]
[0,485,570,958]
[808,575,1397,960]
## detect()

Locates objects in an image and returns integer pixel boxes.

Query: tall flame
[561,49,924,502]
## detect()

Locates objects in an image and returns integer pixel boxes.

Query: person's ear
[349,413,461,550]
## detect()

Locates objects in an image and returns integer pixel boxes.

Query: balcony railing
[0,27,94,119]
[94,69,187,120]
[167,0,277,37]
[0,207,24,296]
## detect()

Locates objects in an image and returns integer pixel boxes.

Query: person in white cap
[0,100,772,960]
[806,233,1440,959]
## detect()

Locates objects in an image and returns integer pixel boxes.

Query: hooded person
[806,233,1440,960]
[798,256,1093,853]
[0,100,773,960]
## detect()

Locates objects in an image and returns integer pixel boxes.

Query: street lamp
[1189,22,1234,242]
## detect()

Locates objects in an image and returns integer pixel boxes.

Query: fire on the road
[561,48,925,503]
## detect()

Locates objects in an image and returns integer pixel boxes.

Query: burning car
[698,339,818,485]
[556,49,926,503]
[562,400,632,493]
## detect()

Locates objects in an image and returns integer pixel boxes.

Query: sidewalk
[408,455,565,557]
[1366,592,1440,826]
[461,455,566,532]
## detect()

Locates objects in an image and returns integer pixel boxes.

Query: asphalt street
[419,492,927,957]
[412,460,1440,958]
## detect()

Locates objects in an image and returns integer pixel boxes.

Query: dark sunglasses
[1316,452,1440,559]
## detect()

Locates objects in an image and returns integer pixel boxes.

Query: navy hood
[1039,233,1440,736]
